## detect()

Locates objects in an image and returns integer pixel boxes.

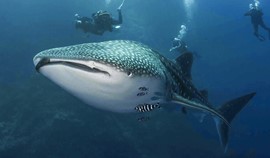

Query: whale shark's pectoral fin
[181,107,187,114]
[171,93,230,127]
[199,89,208,101]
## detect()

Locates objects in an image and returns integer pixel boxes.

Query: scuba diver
[244,1,270,41]
[74,8,122,35]
[170,25,201,59]
[170,25,188,54]
[170,38,188,54]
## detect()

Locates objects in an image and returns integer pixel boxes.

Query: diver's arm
[169,46,178,52]
[112,9,122,25]
[170,44,181,52]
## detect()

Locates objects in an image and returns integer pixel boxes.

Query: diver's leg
[260,22,270,39]
[260,21,270,31]
[253,24,259,37]
[253,24,265,41]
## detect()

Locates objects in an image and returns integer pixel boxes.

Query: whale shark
[33,40,255,152]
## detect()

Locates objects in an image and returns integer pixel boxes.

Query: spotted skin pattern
[34,41,166,79]
[34,40,256,150]
[34,40,209,109]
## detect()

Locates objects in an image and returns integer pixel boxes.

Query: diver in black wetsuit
[244,4,270,41]
[170,24,189,54]
[170,38,188,54]
[75,8,122,35]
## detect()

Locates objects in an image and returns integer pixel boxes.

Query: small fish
[137,92,147,96]
[181,107,187,114]
[139,87,148,91]
[137,116,150,122]
[135,103,160,112]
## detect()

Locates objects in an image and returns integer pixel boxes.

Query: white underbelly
[39,64,167,113]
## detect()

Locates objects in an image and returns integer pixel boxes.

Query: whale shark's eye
[127,71,132,77]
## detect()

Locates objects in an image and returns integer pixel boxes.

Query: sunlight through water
[184,0,194,23]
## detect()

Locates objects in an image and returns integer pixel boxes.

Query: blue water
[0,0,270,157]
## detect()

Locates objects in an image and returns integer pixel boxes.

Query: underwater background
[0,0,270,157]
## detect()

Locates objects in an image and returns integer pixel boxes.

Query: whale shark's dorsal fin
[175,52,193,80]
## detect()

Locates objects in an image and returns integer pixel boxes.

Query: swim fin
[258,35,265,41]
[118,0,125,10]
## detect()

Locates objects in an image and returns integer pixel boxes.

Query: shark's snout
[35,58,50,72]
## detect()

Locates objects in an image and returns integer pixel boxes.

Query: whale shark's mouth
[35,58,110,76]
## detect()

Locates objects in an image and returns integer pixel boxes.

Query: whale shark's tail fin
[215,92,256,152]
